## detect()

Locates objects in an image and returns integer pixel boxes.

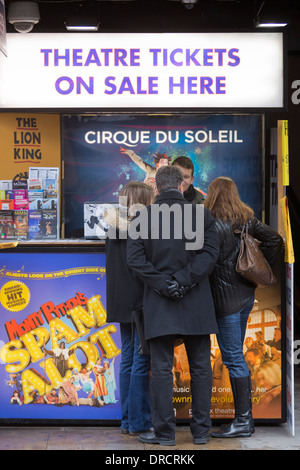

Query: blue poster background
[62,114,263,237]
[0,252,122,421]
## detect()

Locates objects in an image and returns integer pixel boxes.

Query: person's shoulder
[192,187,205,204]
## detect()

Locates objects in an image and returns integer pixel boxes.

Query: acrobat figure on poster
[120,147,171,195]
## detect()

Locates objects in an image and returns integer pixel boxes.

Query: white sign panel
[0,32,283,109]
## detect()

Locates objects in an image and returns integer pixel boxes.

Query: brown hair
[120,181,154,210]
[172,156,194,176]
[204,176,254,224]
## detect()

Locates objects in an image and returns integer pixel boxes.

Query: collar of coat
[155,189,185,203]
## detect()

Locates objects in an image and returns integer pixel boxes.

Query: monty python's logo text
[0,291,120,404]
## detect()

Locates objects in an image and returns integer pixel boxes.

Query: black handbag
[131,306,150,356]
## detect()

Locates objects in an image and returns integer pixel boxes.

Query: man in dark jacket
[126,166,219,446]
[172,156,205,204]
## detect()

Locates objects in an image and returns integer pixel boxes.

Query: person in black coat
[104,181,154,436]
[204,176,283,438]
[126,166,220,446]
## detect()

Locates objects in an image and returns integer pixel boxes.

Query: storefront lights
[65,17,99,32]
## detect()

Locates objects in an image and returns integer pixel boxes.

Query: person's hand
[167,279,190,300]
[120,147,128,154]
[166,279,181,299]
[154,280,197,300]
[153,279,180,299]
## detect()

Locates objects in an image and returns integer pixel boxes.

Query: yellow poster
[0,113,61,180]
[280,120,289,186]
[280,196,295,264]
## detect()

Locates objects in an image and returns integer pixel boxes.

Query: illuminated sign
[0,32,284,109]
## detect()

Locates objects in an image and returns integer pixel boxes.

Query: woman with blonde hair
[253,361,282,418]
[104,181,154,436]
[205,177,282,438]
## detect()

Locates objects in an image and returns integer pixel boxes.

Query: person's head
[245,337,254,348]
[245,348,261,366]
[255,331,264,341]
[204,176,254,224]
[120,181,154,213]
[153,152,171,168]
[59,342,65,350]
[172,156,194,192]
[274,328,281,341]
[254,361,281,390]
[156,166,184,194]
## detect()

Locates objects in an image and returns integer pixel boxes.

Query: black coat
[184,184,205,204]
[210,217,283,317]
[105,208,144,323]
[126,190,220,340]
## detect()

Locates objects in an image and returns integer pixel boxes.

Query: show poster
[0,252,122,421]
[0,251,282,422]
[174,282,283,422]
[62,114,263,238]
[0,113,61,180]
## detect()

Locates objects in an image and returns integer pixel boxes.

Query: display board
[174,280,283,421]
[63,113,263,238]
[0,249,283,423]
[0,251,122,421]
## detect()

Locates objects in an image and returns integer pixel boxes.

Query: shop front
[0,31,289,425]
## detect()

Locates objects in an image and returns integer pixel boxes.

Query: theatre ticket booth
[0,32,294,431]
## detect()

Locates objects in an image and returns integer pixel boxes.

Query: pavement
[0,366,299,452]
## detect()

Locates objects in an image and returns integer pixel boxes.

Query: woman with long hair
[104,181,154,435]
[205,176,282,438]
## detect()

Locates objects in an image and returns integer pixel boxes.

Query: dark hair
[204,176,254,224]
[156,166,184,193]
[172,156,194,176]
[153,152,171,164]
[120,181,154,208]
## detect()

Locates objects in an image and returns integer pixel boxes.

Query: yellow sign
[0,113,61,180]
[0,280,31,312]
[280,196,295,264]
[281,120,289,186]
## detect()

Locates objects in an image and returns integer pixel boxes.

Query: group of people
[105,153,283,446]
[9,350,117,408]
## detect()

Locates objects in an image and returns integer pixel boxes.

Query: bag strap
[234,223,247,237]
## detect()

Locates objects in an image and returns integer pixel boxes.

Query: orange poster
[0,113,61,180]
